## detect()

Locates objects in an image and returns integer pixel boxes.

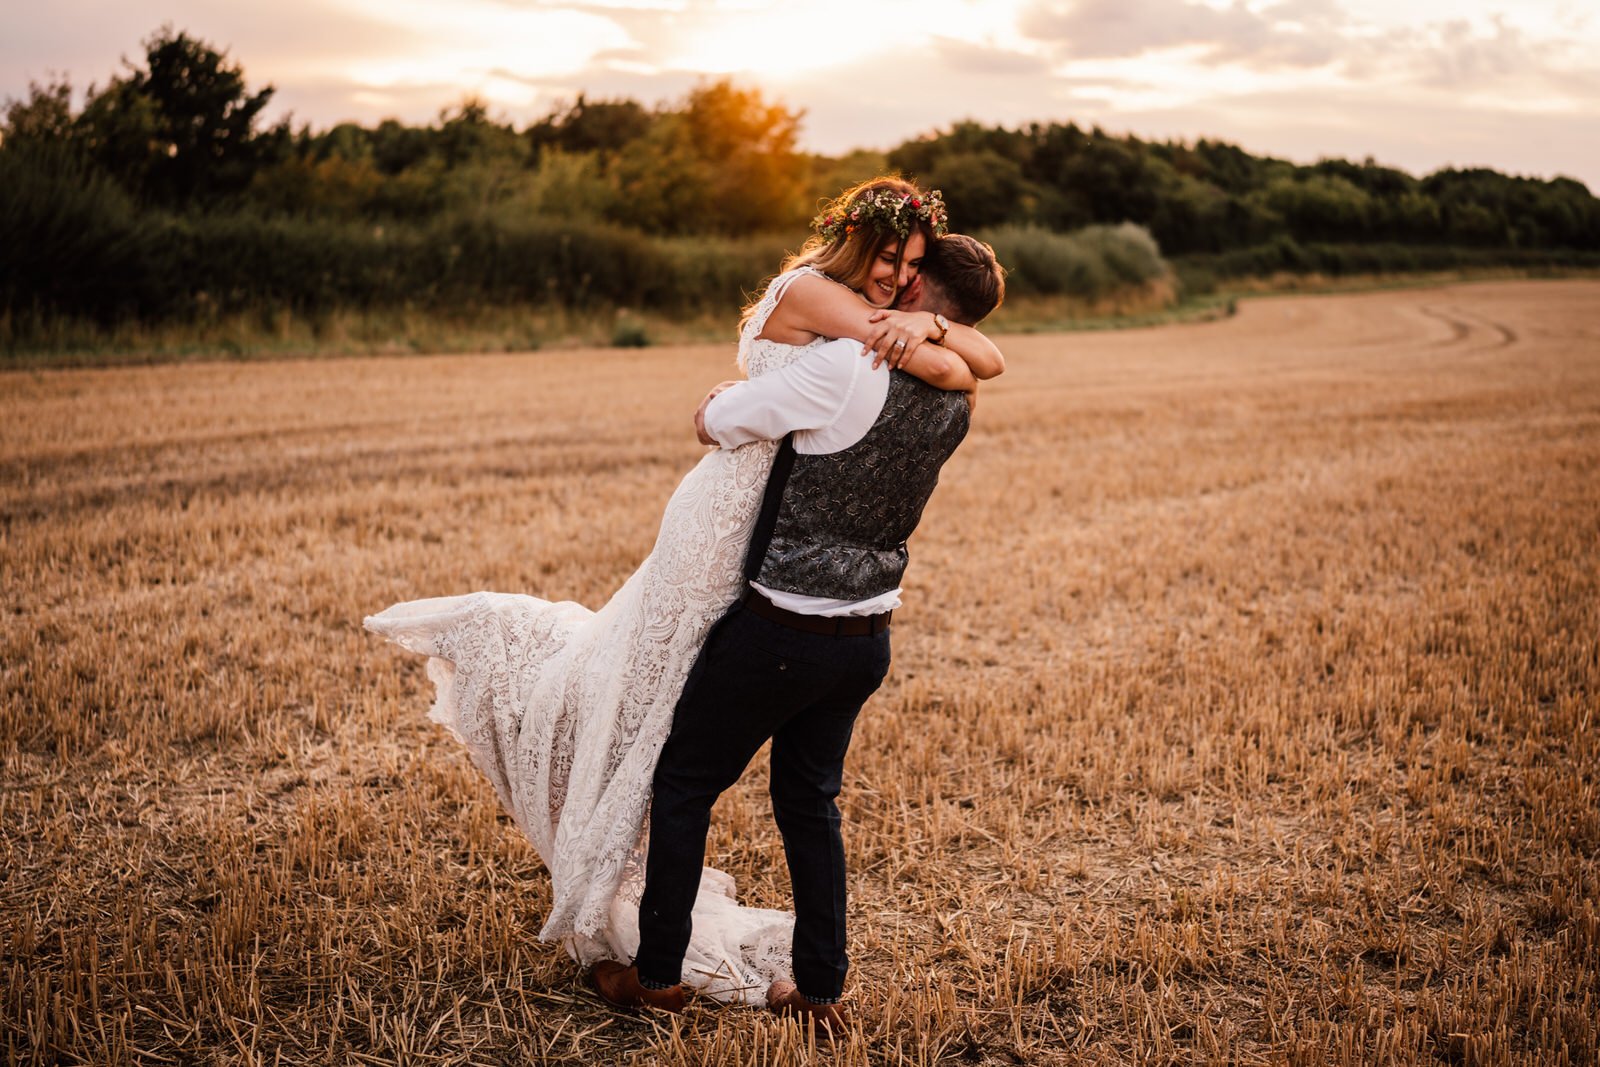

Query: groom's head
[904,234,1005,326]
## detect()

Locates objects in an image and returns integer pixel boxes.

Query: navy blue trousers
[633,601,892,1001]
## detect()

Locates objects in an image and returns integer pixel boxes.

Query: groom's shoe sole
[587,961,688,1013]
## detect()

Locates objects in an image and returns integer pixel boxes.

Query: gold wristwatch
[930,312,950,346]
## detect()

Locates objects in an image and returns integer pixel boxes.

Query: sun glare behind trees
[1,26,1598,355]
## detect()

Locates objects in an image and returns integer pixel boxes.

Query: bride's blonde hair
[740,176,938,335]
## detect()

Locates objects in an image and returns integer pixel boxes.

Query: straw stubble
[3,280,1596,1065]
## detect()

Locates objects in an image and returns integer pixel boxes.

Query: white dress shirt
[703,338,901,617]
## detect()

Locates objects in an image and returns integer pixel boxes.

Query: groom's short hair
[921,235,1005,326]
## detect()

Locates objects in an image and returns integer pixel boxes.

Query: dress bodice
[738,266,831,378]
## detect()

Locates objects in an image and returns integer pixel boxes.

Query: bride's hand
[861,310,935,371]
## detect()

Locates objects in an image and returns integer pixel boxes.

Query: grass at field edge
[4,266,1597,370]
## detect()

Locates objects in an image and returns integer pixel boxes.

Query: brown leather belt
[740,588,892,636]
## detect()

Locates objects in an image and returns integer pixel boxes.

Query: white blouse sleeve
[703,339,864,449]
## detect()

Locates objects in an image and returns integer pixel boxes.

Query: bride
[365,177,1004,1004]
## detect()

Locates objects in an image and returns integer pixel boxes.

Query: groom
[590,235,1005,1027]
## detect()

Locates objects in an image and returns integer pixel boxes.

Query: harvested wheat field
[3,279,1598,1066]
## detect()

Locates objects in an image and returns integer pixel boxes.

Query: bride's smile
[865,230,926,307]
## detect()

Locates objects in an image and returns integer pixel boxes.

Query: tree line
[3,27,1597,344]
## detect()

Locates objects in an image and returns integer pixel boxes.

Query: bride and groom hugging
[365,177,1006,1034]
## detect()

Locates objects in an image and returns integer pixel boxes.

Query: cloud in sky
[1016,0,1596,106]
[1019,0,1346,67]
[3,0,1597,188]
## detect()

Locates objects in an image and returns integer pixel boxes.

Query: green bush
[611,313,650,347]
[657,233,792,309]
[0,145,147,323]
[0,171,799,333]
[977,223,1169,299]
[1176,241,1600,281]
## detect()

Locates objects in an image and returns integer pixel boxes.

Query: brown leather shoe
[587,961,687,1013]
[767,980,850,1035]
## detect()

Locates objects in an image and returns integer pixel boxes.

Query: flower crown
[812,187,949,243]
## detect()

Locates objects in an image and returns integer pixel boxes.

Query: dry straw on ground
[3,280,1597,1065]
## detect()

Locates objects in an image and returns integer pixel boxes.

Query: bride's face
[863,230,927,308]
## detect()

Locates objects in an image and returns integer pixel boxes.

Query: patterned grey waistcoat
[754,370,970,601]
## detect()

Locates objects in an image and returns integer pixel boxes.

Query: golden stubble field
[3,280,1598,1066]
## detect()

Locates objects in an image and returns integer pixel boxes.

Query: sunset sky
[6,0,1598,188]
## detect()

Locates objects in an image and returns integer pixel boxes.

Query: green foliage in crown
[812,187,949,243]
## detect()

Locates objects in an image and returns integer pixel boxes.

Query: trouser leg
[634,606,813,987]
[768,631,891,1002]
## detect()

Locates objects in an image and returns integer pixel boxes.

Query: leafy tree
[526,94,652,159]
[369,119,433,176]
[610,81,806,235]
[1534,177,1600,248]
[1022,122,1092,183]
[515,149,616,219]
[1375,190,1442,242]
[1190,139,1271,194]
[312,122,376,163]
[434,97,526,169]
[1258,174,1374,242]
[246,154,386,218]
[1147,175,1232,254]
[920,149,1032,230]
[805,149,892,208]
[1,78,78,148]
[1059,133,1168,225]
[75,26,286,204]
[1313,157,1416,199]
[74,80,163,201]
[889,120,1031,180]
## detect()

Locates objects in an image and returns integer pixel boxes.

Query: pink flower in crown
[910,198,921,209]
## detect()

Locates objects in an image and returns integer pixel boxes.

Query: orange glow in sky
[5,0,1598,187]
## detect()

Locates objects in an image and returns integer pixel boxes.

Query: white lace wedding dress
[365,267,828,1004]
